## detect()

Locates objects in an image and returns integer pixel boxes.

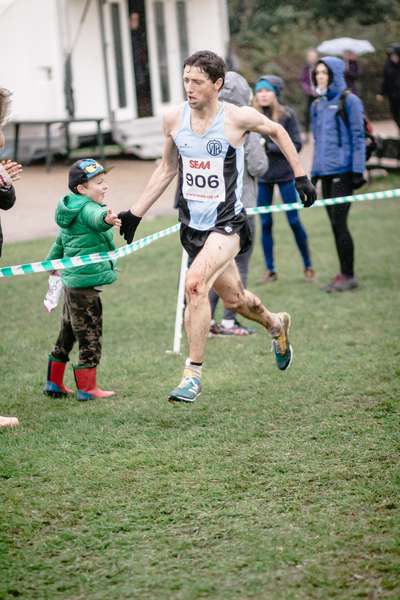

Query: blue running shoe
[272,312,293,371]
[168,374,202,403]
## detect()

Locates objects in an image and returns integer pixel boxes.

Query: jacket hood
[317,56,347,99]
[55,193,92,228]
[219,71,252,106]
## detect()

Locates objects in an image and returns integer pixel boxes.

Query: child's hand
[104,208,122,227]
[1,160,23,182]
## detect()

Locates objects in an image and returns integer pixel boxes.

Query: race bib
[182,157,225,203]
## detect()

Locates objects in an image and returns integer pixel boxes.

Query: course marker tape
[1,188,399,278]
[247,187,400,215]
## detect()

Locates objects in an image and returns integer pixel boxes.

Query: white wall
[0,0,65,119]
[186,0,229,58]
[146,0,230,115]
[0,0,230,129]
[66,0,109,122]
[102,0,136,122]
[0,0,111,125]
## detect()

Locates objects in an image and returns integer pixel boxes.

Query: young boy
[44,159,121,401]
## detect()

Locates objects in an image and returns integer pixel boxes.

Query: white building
[0,0,230,159]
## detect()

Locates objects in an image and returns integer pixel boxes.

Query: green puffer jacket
[46,193,117,288]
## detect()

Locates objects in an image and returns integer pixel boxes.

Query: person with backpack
[311,56,366,292]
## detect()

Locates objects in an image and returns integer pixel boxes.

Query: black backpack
[336,90,377,161]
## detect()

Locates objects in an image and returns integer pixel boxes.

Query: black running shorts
[179,210,253,261]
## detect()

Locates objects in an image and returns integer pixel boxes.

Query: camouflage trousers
[51,287,103,368]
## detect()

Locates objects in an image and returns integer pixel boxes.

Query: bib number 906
[186,173,219,189]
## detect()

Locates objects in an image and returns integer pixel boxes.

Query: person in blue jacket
[255,75,315,284]
[311,56,366,292]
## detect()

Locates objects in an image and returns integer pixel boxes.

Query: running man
[118,51,316,403]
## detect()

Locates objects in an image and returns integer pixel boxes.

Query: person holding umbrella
[343,50,361,95]
[317,38,375,97]
[310,56,366,292]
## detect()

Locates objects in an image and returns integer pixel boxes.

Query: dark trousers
[321,172,355,277]
[304,95,314,133]
[388,96,400,130]
[51,287,103,368]
[209,216,256,321]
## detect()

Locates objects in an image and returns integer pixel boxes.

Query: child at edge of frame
[43,158,121,401]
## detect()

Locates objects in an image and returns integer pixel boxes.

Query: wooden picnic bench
[367,137,400,175]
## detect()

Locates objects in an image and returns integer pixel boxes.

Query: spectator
[311,57,366,292]
[254,75,315,284]
[44,159,121,401]
[0,88,22,429]
[343,50,361,95]
[209,71,268,336]
[377,44,400,134]
[300,48,319,139]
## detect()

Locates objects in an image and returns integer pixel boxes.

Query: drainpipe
[97,0,114,127]
[56,0,71,118]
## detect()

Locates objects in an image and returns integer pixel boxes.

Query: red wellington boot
[44,356,73,397]
[73,366,115,401]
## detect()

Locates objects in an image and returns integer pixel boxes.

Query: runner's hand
[118,210,142,243]
[295,176,317,208]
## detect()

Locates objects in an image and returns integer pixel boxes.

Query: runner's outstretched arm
[118,113,179,243]
[238,106,316,207]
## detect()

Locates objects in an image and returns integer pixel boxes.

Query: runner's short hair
[183,51,226,88]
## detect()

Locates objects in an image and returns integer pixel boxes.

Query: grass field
[1,177,399,599]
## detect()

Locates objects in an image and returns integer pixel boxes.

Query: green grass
[1,176,399,599]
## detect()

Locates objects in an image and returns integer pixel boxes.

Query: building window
[111,2,127,108]
[176,1,188,69]
[154,1,170,103]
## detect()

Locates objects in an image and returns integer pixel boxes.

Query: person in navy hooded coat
[311,56,366,292]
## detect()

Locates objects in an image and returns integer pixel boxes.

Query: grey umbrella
[317,37,375,56]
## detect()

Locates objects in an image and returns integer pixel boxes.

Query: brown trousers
[51,287,102,368]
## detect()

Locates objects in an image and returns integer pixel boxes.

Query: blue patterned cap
[68,159,106,193]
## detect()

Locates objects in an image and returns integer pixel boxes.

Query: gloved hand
[311,175,319,187]
[295,175,317,208]
[118,210,142,243]
[352,173,366,190]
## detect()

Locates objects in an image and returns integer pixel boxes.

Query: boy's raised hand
[104,208,121,228]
